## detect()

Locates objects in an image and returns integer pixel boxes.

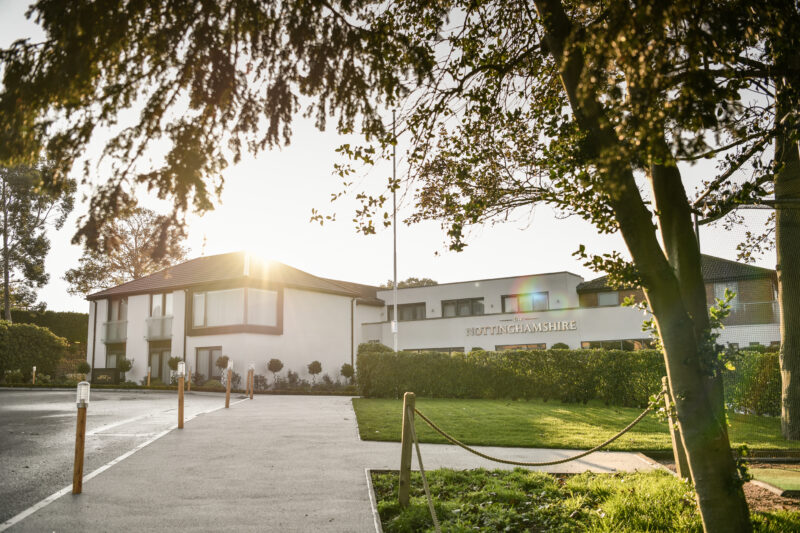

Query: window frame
[195,346,223,381]
[501,292,549,313]
[441,297,484,318]
[150,292,174,318]
[387,302,427,322]
[186,282,284,336]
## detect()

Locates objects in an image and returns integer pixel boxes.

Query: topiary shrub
[167,356,182,371]
[340,363,355,384]
[307,360,322,384]
[551,342,569,350]
[215,355,229,371]
[77,361,91,374]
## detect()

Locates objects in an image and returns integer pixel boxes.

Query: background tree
[267,358,284,386]
[340,363,355,384]
[64,208,188,295]
[379,277,438,289]
[1,163,75,320]
[307,360,322,385]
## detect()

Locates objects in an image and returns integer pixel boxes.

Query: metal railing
[102,320,127,343]
[146,316,173,340]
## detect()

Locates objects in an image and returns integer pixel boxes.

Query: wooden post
[249,369,254,400]
[147,367,151,387]
[178,375,185,429]
[663,376,690,478]
[32,366,36,385]
[225,368,232,408]
[399,392,416,508]
[73,404,87,494]
[187,367,191,392]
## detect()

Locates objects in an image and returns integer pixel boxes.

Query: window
[148,348,172,380]
[108,297,127,321]
[196,347,223,381]
[150,293,174,317]
[247,289,278,326]
[502,292,548,313]
[387,302,426,322]
[442,298,484,317]
[581,339,654,351]
[105,352,118,369]
[714,281,739,305]
[193,288,245,328]
[496,344,546,351]
[404,347,464,355]
[597,291,619,307]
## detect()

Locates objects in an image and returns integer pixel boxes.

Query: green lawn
[751,467,800,491]
[353,398,800,451]
[372,469,799,532]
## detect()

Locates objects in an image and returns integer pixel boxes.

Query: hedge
[11,310,88,345]
[356,343,782,412]
[0,320,69,382]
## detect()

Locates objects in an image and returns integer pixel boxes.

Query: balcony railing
[721,301,779,327]
[102,320,127,343]
[146,316,173,341]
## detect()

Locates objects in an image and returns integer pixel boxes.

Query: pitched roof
[576,254,775,293]
[87,252,376,300]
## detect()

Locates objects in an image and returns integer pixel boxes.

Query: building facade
[85,253,779,384]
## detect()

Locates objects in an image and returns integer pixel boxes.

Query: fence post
[399,392,416,508]
[187,366,191,392]
[662,376,690,479]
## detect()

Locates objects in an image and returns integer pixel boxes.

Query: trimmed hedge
[0,320,69,382]
[356,343,782,412]
[11,310,88,345]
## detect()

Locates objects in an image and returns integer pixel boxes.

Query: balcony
[102,320,127,343]
[722,301,779,327]
[146,316,173,341]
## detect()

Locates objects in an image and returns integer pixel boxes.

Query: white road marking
[0,398,248,532]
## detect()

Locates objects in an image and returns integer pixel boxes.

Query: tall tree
[0,163,74,321]
[1,2,796,530]
[64,208,188,295]
[380,277,438,289]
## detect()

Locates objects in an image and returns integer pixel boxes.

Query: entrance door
[149,349,172,382]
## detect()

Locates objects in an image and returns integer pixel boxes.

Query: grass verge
[372,469,799,532]
[751,467,800,491]
[353,398,800,451]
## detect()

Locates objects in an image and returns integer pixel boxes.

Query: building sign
[466,318,577,336]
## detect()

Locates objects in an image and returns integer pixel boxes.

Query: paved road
[2,393,660,532]
[0,389,232,525]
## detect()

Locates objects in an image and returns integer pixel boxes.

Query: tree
[1,163,74,320]
[307,360,322,384]
[267,358,284,385]
[379,277,438,289]
[340,363,355,384]
[3,1,795,529]
[64,208,188,295]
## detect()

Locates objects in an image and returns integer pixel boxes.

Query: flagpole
[392,110,399,353]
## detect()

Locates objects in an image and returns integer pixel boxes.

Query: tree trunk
[2,178,10,322]
[533,1,751,530]
[774,78,800,440]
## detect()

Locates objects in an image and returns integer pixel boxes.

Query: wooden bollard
[187,367,192,392]
[225,365,232,408]
[249,367,254,400]
[663,377,690,478]
[399,392,416,508]
[147,366,151,387]
[178,362,185,429]
[73,382,90,494]
[32,366,36,385]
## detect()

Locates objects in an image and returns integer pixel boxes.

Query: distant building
[85,253,779,384]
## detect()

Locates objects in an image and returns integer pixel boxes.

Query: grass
[372,469,799,532]
[352,398,800,451]
[751,467,800,491]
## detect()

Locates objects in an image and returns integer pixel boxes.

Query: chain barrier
[412,389,665,468]
[407,405,442,533]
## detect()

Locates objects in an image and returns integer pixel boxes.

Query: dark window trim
[149,292,174,317]
[441,297,484,317]
[387,302,427,322]
[195,345,223,380]
[186,281,284,336]
[501,292,549,313]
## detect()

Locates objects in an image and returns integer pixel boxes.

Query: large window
[581,339,655,351]
[597,291,619,307]
[108,297,127,321]
[150,292,173,317]
[496,343,546,351]
[502,292,548,313]
[192,287,280,330]
[387,302,426,322]
[442,298,484,318]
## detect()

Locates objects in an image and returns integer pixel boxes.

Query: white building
[85,253,779,384]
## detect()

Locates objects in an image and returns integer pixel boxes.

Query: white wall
[376,271,584,319]
[718,324,780,347]
[85,299,107,371]
[124,294,149,379]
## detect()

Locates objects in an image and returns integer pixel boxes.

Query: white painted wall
[85,299,107,372]
[376,271,584,318]
[718,324,780,347]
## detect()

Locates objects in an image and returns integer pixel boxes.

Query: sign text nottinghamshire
[466,320,578,336]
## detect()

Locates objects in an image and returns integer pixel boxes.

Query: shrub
[215,355,229,370]
[340,363,355,383]
[286,370,299,386]
[723,351,781,416]
[307,360,322,383]
[253,374,268,390]
[3,369,24,383]
[167,356,182,371]
[0,321,69,382]
[117,358,133,373]
[551,342,569,350]
[203,379,223,389]
[77,361,91,374]
[37,373,52,384]
[192,372,206,386]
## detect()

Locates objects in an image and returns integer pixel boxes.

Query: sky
[0,0,776,313]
